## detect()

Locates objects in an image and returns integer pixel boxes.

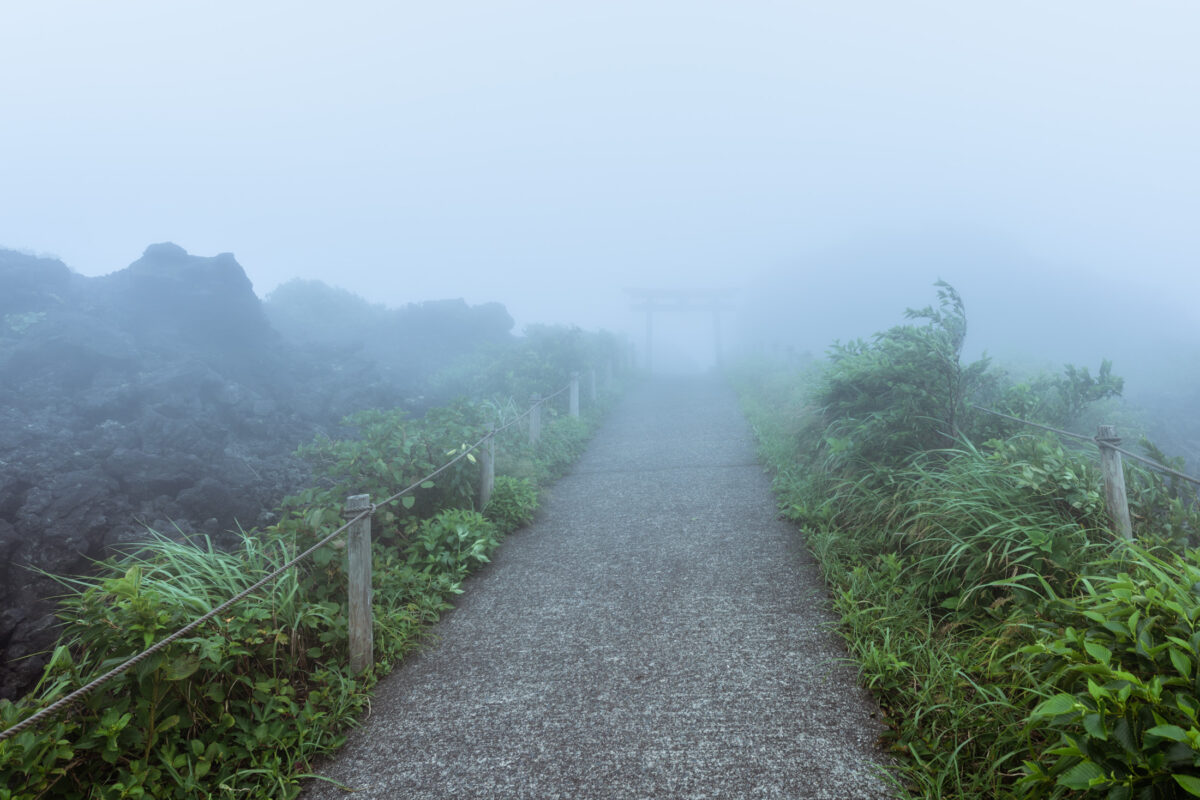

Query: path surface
[303,378,893,799]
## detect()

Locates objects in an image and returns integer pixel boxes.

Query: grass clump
[484,476,539,532]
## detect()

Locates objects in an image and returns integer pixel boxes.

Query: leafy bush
[817,281,989,470]
[408,509,499,580]
[292,402,485,535]
[1021,549,1200,798]
[484,476,539,532]
[428,324,624,405]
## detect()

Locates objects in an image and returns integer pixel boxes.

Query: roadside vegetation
[732,282,1200,799]
[0,326,624,800]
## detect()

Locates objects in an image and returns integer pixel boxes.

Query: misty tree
[817,281,990,469]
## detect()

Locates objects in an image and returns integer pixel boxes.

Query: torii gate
[626,288,735,372]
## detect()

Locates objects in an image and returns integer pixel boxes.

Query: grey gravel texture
[302,377,895,799]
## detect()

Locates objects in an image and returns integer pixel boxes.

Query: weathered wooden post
[344,493,373,674]
[588,368,597,403]
[529,393,541,445]
[479,424,495,509]
[569,373,580,418]
[1096,425,1133,541]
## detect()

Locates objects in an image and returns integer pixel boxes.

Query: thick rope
[970,404,1200,487]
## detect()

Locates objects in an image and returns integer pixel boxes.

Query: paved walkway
[303,378,893,799]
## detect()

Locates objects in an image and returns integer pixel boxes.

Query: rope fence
[1,370,603,743]
[971,403,1200,540]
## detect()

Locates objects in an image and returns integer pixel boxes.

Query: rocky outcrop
[0,244,512,699]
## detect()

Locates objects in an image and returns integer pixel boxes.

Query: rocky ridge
[0,244,511,698]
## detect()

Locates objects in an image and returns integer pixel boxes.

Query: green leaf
[1106,785,1132,800]
[1174,775,1200,796]
[420,481,435,489]
[1084,640,1113,667]
[401,496,416,510]
[1058,759,1105,790]
[1113,717,1138,755]
[164,653,201,681]
[1147,724,1189,742]
[1032,693,1079,718]
[1170,648,1194,679]
[1083,713,1108,741]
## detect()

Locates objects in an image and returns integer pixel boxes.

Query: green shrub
[484,476,539,533]
[1020,548,1200,798]
[537,415,591,480]
[407,509,499,580]
[816,281,990,469]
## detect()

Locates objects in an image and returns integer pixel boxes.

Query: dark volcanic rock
[103,243,272,353]
[0,246,316,699]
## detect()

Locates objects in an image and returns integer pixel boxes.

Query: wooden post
[1096,425,1133,541]
[569,373,580,418]
[344,494,373,674]
[588,368,597,403]
[479,424,495,509]
[529,393,541,445]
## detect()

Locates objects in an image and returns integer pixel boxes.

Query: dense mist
[2,0,1198,714]
[2,3,1196,339]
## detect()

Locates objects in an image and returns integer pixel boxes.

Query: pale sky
[2,1,1197,357]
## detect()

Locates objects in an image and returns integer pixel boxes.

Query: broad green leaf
[1174,775,1200,796]
[402,496,416,510]
[1032,693,1079,718]
[1057,759,1105,790]
[1147,724,1189,742]
[1113,717,1138,755]
[1170,648,1194,679]
[164,653,201,681]
[1084,640,1113,667]
[420,481,435,489]
[1082,713,1108,741]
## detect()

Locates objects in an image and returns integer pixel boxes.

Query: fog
[2,2,1197,377]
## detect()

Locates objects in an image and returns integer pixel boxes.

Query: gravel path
[302,377,894,799]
